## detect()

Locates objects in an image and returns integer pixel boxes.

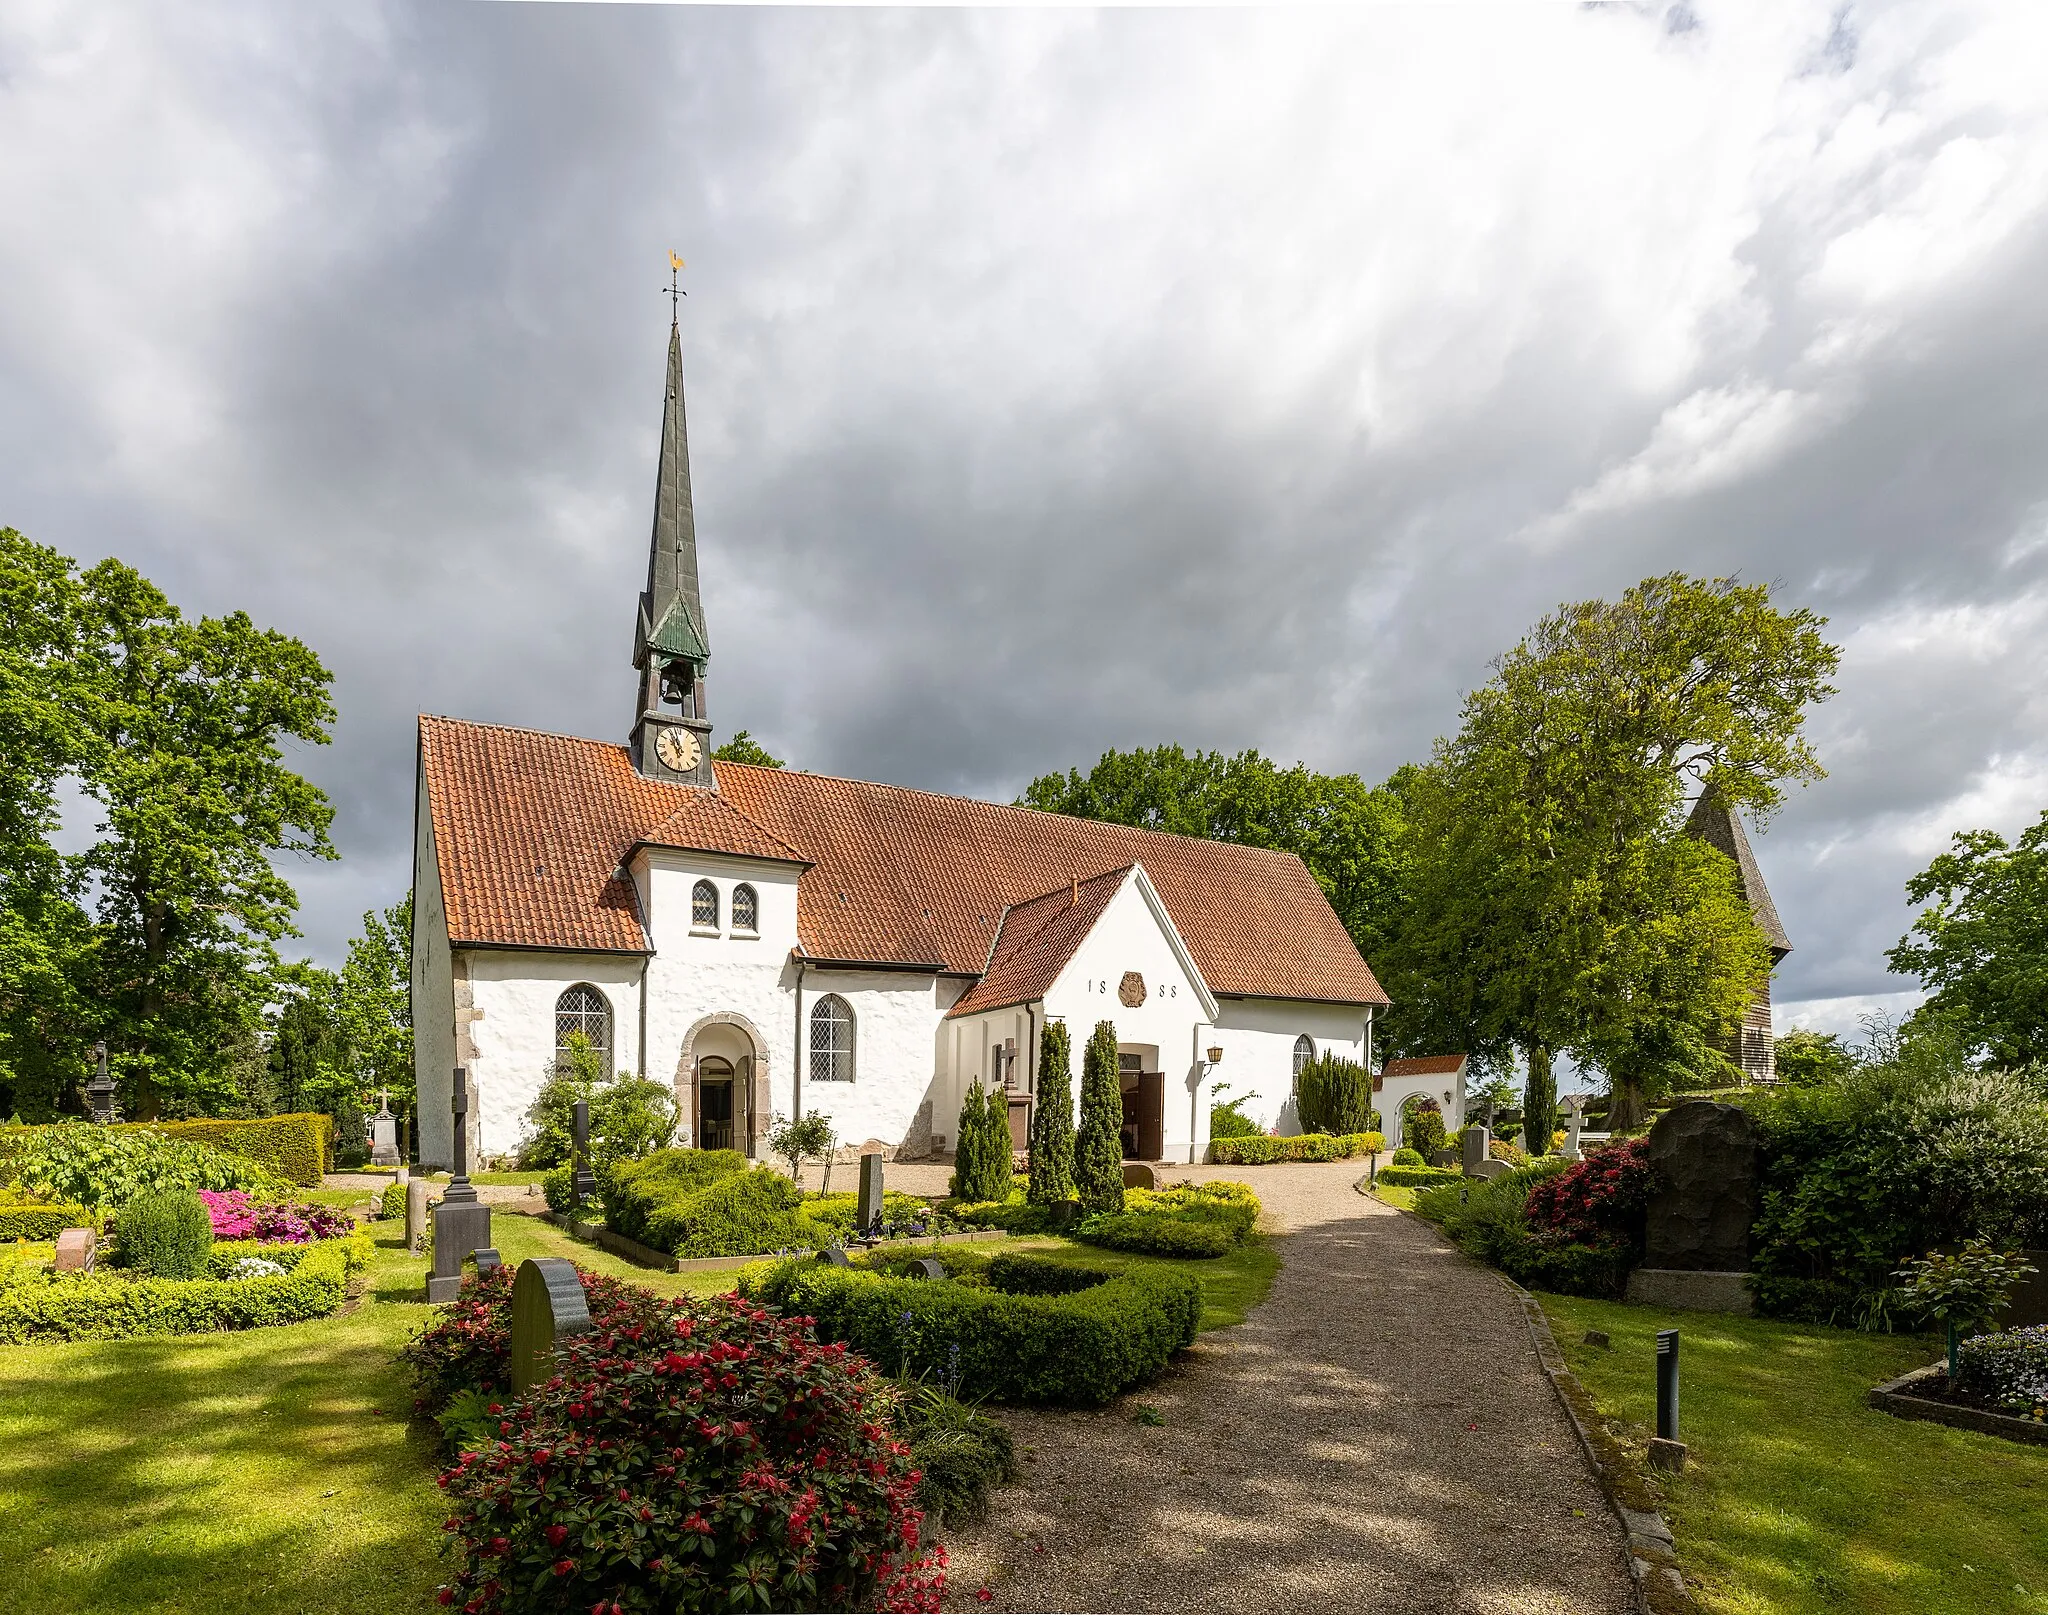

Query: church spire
[630,287,716,786]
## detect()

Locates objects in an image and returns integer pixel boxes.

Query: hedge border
[746,1255,1201,1405]
[0,1204,92,1240]
[1206,1131,1384,1166]
[0,1230,370,1344]
[134,1114,333,1185]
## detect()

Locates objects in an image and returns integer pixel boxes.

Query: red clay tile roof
[420,715,1389,1005]
[1381,1054,1468,1078]
[947,867,1131,1018]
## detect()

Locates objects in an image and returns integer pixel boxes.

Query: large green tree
[1382,574,1838,1136]
[0,528,337,1119]
[1888,809,2048,1068]
[1019,745,1407,972]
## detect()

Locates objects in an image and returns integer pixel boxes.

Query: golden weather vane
[667,252,686,323]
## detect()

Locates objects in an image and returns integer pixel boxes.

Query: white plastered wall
[461,951,647,1159]
[412,755,458,1168]
[793,968,957,1151]
[1379,1067,1469,1152]
[1208,997,1374,1138]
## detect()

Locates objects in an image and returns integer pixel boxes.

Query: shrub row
[1410,1157,1638,1299]
[1073,1180,1261,1258]
[1375,1165,1466,1188]
[136,1114,333,1186]
[744,1252,1201,1405]
[1207,1131,1383,1165]
[0,1204,91,1240]
[0,1229,371,1343]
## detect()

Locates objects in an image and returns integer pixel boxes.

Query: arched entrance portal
[676,1014,771,1158]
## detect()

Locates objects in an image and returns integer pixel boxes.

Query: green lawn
[998,1233,1281,1331]
[1540,1294,2048,1615]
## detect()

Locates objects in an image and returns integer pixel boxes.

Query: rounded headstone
[915,1258,947,1280]
[1642,1101,1760,1271]
[510,1257,592,1393]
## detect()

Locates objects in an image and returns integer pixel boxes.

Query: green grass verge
[1367,1183,1419,1212]
[1538,1294,2048,1615]
[0,1231,447,1615]
[999,1233,1280,1331]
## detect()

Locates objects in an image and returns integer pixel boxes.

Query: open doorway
[1118,1049,1164,1160]
[697,1056,735,1150]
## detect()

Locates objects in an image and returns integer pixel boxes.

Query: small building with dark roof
[1683,787,1792,1083]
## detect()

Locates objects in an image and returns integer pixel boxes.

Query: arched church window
[810,995,855,1083]
[692,879,720,930]
[555,984,612,1067]
[1293,1034,1316,1077]
[732,883,759,934]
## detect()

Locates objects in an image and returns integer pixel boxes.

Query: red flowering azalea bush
[432,1292,943,1614]
[1523,1138,1656,1249]
[402,1267,669,1417]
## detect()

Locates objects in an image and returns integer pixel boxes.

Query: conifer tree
[953,1082,1011,1204]
[1073,1019,1126,1214]
[1027,1020,1076,1204]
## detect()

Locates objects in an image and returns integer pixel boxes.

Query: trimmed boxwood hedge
[0,1203,91,1241]
[138,1114,333,1186]
[0,1230,371,1344]
[745,1253,1200,1405]
[1375,1164,1466,1188]
[1207,1131,1384,1165]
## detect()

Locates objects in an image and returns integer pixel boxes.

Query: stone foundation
[1625,1268,1753,1315]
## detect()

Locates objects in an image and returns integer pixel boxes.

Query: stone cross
[428,1067,493,1303]
[570,1098,596,1209]
[856,1151,886,1235]
[510,1257,593,1393]
[1563,1094,1588,1161]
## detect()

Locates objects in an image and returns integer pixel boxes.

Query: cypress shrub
[114,1190,214,1278]
[1027,1020,1077,1205]
[1074,1019,1126,1215]
[1295,1055,1374,1135]
[1405,1101,1448,1162]
[954,1084,1012,1205]
[1522,1057,1557,1157]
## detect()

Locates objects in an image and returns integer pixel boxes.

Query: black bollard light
[1648,1328,1688,1472]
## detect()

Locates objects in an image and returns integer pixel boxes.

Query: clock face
[655,727,701,773]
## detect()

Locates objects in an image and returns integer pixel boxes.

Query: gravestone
[1625,1100,1760,1315]
[914,1258,947,1280]
[428,1068,494,1303]
[1468,1158,1511,1182]
[406,1179,432,1250]
[368,1094,400,1167]
[509,1257,592,1393]
[1461,1125,1492,1176]
[1562,1095,1587,1162]
[1121,1161,1161,1191]
[821,1247,852,1268]
[856,1152,887,1234]
[570,1099,596,1209]
[54,1228,95,1272]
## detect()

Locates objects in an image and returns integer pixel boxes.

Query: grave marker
[571,1098,596,1209]
[1461,1124,1492,1176]
[54,1228,95,1272]
[856,1151,886,1235]
[428,1068,494,1303]
[510,1257,592,1393]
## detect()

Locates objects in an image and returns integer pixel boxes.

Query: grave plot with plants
[1413,1143,1653,1298]
[0,1124,371,1343]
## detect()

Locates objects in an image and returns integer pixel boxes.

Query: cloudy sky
[5,0,2046,1035]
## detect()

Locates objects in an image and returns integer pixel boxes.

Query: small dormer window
[732,883,759,934]
[692,879,719,930]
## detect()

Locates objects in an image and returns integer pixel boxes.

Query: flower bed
[0,1230,371,1343]
[1206,1130,1383,1165]
[744,1250,1201,1405]
[197,1190,355,1243]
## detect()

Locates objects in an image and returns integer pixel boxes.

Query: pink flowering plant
[429,1289,944,1613]
[197,1190,354,1244]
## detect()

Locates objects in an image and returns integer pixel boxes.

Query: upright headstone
[1625,1100,1761,1315]
[84,1041,120,1125]
[369,1092,400,1167]
[428,1068,494,1303]
[406,1178,432,1250]
[54,1228,95,1272]
[510,1257,592,1393]
[1461,1124,1492,1176]
[856,1151,887,1235]
[570,1098,596,1209]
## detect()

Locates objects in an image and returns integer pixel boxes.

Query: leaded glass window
[692,879,720,930]
[1293,1034,1315,1077]
[733,883,758,933]
[810,994,855,1083]
[555,984,612,1066]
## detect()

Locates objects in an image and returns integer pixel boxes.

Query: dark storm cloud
[4,1,2047,1036]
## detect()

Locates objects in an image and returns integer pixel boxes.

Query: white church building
[412,320,1394,1170]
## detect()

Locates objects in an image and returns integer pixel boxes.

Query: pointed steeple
[1684,786,1791,959]
[630,315,716,786]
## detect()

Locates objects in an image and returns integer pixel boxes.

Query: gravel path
[938,1162,1635,1614]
